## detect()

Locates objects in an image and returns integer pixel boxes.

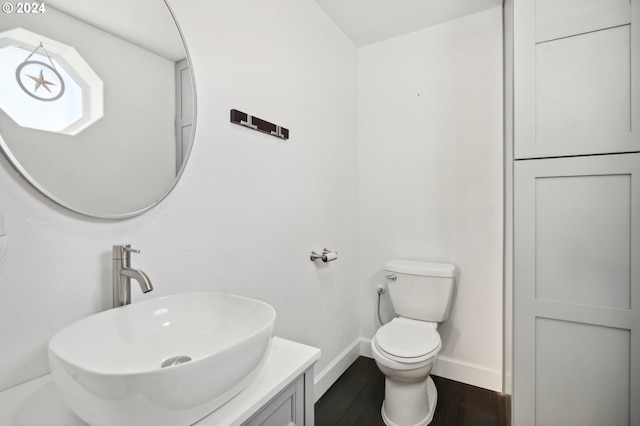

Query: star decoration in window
[27,69,56,93]
[16,60,65,101]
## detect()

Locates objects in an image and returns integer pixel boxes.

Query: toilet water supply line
[377,285,388,325]
[376,273,396,325]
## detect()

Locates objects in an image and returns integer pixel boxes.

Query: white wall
[0,0,359,391]
[357,7,504,391]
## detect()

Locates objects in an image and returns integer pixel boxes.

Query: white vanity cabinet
[0,337,320,426]
[194,337,319,426]
[243,371,306,426]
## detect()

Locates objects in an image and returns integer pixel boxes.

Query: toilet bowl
[372,317,442,426]
[372,260,456,426]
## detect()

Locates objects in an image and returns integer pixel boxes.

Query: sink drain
[161,355,192,368]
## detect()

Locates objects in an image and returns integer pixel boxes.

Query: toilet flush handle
[386,274,397,281]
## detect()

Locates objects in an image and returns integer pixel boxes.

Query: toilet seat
[375,317,441,364]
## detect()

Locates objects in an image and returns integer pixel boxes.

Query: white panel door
[514,0,640,159]
[513,153,640,425]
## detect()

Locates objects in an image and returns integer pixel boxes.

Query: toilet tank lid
[385,260,456,277]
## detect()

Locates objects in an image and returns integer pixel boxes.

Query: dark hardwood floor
[315,357,509,426]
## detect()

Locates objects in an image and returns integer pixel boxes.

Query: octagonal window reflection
[0,28,103,135]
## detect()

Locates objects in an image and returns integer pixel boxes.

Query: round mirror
[0,0,195,219]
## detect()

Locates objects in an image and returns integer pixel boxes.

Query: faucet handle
[113,244,141,259]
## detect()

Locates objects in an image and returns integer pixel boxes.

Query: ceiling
[45,0,504,60]
[313,0,503,46]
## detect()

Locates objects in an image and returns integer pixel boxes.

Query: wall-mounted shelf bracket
[230,109,289,140]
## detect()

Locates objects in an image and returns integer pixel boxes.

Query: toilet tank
[385,260,456,322]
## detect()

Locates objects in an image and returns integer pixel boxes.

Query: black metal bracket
[230,109,289,140]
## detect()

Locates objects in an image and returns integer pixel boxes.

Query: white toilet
[371,260,456,426]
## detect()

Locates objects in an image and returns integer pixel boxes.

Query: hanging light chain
[22,42,58,69]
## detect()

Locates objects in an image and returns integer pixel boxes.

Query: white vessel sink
[48,292,276,426]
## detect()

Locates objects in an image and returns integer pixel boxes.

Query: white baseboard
[313,338,361,402]
[359,338,373,358]
[314,337,502,400]
[432,355,502,392]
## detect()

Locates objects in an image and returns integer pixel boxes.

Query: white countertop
[0,337,320,426]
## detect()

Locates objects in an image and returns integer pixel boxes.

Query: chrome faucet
[112,244,153,307]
